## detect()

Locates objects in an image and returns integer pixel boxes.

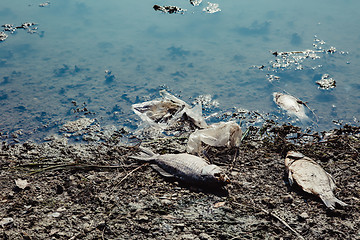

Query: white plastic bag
[132,90,208,131]
[187,121,242,154]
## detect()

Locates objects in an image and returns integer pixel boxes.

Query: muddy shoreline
[0,123,359,239]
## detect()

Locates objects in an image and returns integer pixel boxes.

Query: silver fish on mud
[285,151,348,210]
[273,92,309,121]
[130,147,230,185]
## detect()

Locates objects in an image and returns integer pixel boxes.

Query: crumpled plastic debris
[203,2,221,13]
[190,0,203,6]
[186,121,242,154]
[153,5,187,14]
[273,92,309,121]
[132,90,208,132]
[316,74,336,90]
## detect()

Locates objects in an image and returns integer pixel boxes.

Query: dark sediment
[0,124,359,239]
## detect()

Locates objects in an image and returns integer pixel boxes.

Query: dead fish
[273,92,309,121]
[130,146,230,185]
[285,151,347,210]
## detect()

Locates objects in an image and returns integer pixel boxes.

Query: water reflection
[0,0,359,142]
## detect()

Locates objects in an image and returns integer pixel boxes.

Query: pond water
[1,0,360,142]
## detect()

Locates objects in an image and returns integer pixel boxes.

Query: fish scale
[285,151,347,210]
[130,147,230,185]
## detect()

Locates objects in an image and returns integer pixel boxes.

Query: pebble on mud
[15,179,30,190]
[49,212,61,218]
[282,194,294,203]
[0,217,14,227]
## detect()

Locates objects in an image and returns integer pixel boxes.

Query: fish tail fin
[129,146,157,161]
[321,196,348,210]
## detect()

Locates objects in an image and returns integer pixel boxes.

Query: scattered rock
[15,179,29,190]
[299,212,309,220]
[282,194,294,203]
[49,212,61,218]
[213,201,225,208]
[0,217,14,227]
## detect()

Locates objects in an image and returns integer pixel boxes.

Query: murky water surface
[1,0,360,142]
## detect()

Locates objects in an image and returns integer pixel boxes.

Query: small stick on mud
[232,202,305,240]
[117,163,149,185]
[260,208,305,240]
[16,163,134,175]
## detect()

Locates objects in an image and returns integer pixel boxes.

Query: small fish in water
[273,92,309,121]
[285,151,348,210]
[130,147,230,185]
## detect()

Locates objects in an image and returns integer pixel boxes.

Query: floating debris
[187,121,242,154]
[130,146,230,185]
[190,0,203,6]
[192,94,219,109]
[273,92,309,121]
[316,74,336,90]
[153,5,187,14]
[267,36,345,71]
[203,2,221,13]
[285,151,348,210]
[39,1,50,7]
[2,24,16,33]
[132,90,208,133]
[0,31,8,41]
[1,22,39,37]
[17,22,37,29]
[266,74,280,82]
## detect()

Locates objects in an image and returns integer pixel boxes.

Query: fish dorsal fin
[150,164,174,178]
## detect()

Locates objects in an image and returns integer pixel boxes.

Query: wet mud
[1,123,359,239]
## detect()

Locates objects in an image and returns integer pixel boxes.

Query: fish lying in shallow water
[130,147,230,185]
[273,92,309,121]
[285,151,347,210]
